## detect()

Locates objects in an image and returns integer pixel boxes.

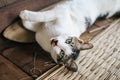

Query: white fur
[20,0,120,63]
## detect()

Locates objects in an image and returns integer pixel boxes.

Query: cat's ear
[50,38,59,63]
[50,38,58,46]
[73,37,93,50]
[80,42,93,50]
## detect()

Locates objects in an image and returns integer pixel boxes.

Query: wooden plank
[80,19,112,41]
[0,35,24,52]
[0,0,60,32]
[0,55,33,80]
[0,35,55,78]
[2,43,56,78]
[94,19,113,27]
[0,0,17,8]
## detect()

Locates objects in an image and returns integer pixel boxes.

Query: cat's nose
[71,49,80,60]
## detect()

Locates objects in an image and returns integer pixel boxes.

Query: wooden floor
[0,19,113,80]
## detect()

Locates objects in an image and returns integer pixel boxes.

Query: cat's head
[50,36,93,64]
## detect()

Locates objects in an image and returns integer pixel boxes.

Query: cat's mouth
[65,58,78,72]
[57,49,79,72]
[57,56,78,72]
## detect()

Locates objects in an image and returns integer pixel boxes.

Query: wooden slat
[0,55,33,80]
[2,43,55,78]
[0,0,60,32]
[80,19,112,41]
[94,19,113,27]
[0,0,17,8]
[0,34,55,79]
[0,36,15,51]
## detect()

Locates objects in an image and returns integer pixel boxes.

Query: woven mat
[37,19,120,80]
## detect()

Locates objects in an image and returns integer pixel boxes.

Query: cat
[19,0,120,71]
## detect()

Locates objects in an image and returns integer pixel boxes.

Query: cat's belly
[34,18,86,52]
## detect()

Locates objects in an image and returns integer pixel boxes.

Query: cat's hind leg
[22,20,41,32]
[19,10,57,22]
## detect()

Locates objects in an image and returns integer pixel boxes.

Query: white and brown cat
[19,0,120,71]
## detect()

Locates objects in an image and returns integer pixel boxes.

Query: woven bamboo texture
[37,19,120,80]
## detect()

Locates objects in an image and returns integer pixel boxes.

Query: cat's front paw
[19,10,30,20]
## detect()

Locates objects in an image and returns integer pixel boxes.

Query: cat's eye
[65,38,72,44]
[60,50,65,57]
